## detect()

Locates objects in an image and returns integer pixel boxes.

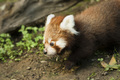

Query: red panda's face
[43,37,67,56]
[43,14,79,56]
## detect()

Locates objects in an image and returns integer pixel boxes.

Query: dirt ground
[0,51,120,80]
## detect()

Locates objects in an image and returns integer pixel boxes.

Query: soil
[0,51,120,80]
[0,0,120,80]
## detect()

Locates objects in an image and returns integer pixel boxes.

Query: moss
[0,0,17,3]
[56,1,90,16]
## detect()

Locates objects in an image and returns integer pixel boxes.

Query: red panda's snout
[43,42,57,56]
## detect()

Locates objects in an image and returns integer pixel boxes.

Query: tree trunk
[0,0,78,33]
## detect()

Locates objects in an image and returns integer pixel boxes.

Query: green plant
[109,77,115,80]
[98,58,103,62]
[114,48,120,58]
[16,25,44,51]
[0,33,17,61]
[87,72,96,80]
[0,25,44,62]
[99,55,120,71]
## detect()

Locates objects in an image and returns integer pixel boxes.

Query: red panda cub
[43,0,120,69]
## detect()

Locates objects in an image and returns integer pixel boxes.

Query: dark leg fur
[65,38,96,69]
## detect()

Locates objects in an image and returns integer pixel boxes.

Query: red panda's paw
[65,61,75,70]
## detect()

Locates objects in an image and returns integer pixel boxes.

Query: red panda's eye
[50,42,54,46]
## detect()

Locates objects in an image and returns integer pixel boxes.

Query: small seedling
[16,25,44,52]
[0,25,45,62]
[0,33,16,61]
[100,55,120,71]
[87,72,96,80]
[98,58,103,62]
[109,77,115,80]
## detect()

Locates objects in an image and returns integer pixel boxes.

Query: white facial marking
[43,39,45,44]
[56,38,67,49]
[60,15,79,35]
[46,14,55,25]
[48,38,52,43]
[47,45,57,56]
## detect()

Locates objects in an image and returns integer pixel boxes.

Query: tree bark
[0,0,78,33]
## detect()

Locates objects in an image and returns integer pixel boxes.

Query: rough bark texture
[0,0,78,33]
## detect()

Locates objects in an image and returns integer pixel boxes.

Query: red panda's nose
[43,50,47,54]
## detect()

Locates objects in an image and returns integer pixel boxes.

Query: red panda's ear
[60,15,79,35]
[45,14,55,26]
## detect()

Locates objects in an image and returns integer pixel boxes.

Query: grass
[0,25,44,62]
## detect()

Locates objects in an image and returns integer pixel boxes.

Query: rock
[101,72,108,76]
[32,74,35,76]
[11,79,17,80]
[36,75,41,80]
[96,77,100,80]
[42,72,46,74]
[75,77,79,80]
[26,66,31,70]
[40,60,47,64]
[0,0,78,33]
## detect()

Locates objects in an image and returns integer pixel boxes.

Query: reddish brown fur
[44,16,75,54]
[50,16,64,25]
[44,0,120,69]
[65,0,120,69]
